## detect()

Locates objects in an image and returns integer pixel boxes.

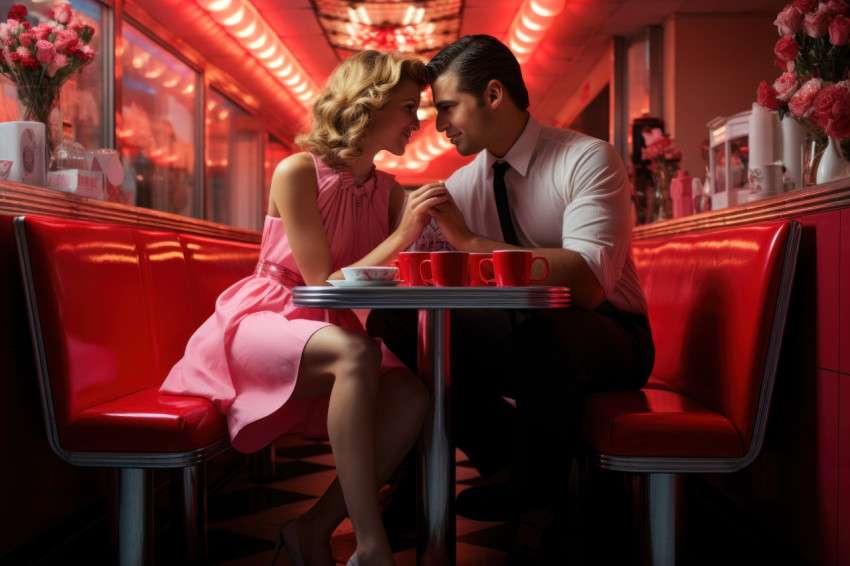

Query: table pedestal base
[416,308,455,566]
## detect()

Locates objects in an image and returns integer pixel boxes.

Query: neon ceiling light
[196,0,320,108]
[377,0,567,172]
[195,0,564,172]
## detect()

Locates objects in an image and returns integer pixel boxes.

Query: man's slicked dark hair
[425,35,529,110]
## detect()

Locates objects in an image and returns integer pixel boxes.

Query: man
[368,35,654,524]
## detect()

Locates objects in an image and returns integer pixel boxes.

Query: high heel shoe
[271,518,305,566]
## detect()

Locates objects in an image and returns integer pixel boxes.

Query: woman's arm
[340,181,450,272]
[270,153,336,286]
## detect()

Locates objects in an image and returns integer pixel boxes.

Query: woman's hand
[392,182,450,245]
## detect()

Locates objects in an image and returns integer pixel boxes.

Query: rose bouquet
[0,2,95,155]
[641,127,683,220]
[757,1,850,152]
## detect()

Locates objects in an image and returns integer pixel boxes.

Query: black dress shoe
[455,482,548,522]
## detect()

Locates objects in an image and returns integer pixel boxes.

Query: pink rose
[47,52,67,77]
[66,16,84,33]
[795,0,819,11]
[830,15,850,44]
[813,85,850,138]
[49,2,74,25]
[774,72,801,101]
[31,22,51,41]
[52,28,77,52]
[774,35,799,62]
[758,80,783,110]
[803,4,831,37]
[35,39,54,63]
[789,78,824,117]
[16,30,32,47]
[775,4,805,35]
[0,23,8,42]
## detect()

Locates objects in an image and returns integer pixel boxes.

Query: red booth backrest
[21,216,260,436]
[631,222,791,448]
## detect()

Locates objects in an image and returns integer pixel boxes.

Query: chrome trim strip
[292,286,571,310]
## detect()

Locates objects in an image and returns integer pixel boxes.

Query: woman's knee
[327,328,382,377]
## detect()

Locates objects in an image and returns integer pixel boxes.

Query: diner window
[0,0,107,151]
[120,23,197,215]
[205,87,265,230]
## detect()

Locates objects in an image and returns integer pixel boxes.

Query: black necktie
[492,161,518,245]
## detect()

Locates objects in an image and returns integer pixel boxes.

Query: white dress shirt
[445,116,648,315]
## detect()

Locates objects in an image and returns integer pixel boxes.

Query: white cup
[748,163,784,196]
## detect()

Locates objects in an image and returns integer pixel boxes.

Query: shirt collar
[485,115,541,177]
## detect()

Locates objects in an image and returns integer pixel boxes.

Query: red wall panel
[802,212,841,372]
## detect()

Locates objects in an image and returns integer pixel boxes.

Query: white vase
[781,117,806,190]
[816,137,850,185]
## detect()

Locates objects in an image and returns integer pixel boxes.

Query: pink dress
[161,155,406,454]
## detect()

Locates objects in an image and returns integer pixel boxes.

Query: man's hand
[428,192,476,250]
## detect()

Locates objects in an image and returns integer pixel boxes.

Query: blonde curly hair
[296,50,427,167]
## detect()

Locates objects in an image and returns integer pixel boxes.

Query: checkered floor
[200,434,552,566]
[30,432,809,565]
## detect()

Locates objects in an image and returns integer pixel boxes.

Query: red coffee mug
[468,253,494,287]
[392,251,431,286]
[480,250,548,286]
[421,251,469,287]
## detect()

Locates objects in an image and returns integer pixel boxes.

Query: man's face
[431,71,490,156]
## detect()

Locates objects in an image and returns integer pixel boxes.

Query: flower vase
[803,134,827,186]
[815,137,850,185]
[781,117,806,191]
[650,168,673,222]
[18,85,63,166]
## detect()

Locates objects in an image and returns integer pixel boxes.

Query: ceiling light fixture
[377,0,567,173]
[196,0,320,109]
[315,0,462,56]
[507,0,566,64]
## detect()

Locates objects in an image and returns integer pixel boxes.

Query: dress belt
[254,260,305,288]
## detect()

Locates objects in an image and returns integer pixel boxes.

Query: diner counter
[2,178,850,564]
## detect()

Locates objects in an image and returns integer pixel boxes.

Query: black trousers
[366,302,654,498]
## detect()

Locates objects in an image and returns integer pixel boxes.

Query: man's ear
[484,79,504,109]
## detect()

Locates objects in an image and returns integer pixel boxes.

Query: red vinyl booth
[582,219,801,565]
[14,215,259,565]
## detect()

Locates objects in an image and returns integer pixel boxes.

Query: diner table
[292,285,571,566]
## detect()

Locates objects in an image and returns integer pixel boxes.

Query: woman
[160,50,449,566]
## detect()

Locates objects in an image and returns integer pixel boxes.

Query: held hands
[427,191,474,249]
[395,182,450,244]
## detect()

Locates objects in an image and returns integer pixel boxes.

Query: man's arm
[430,197,605,309]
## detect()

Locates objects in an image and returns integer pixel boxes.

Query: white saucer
[328,279,404,287]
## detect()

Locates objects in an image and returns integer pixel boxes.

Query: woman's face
[362,77,422,157]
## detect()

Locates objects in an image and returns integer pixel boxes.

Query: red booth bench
[582,219,801,565]
[14,215,260,565]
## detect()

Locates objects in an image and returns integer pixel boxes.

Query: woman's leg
[287,326,428,565]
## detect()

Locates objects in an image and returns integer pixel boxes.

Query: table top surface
[292,285,571,309]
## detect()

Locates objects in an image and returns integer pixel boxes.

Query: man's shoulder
[538,125,610,151]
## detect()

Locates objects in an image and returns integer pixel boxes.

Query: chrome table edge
[292,285,571,309]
